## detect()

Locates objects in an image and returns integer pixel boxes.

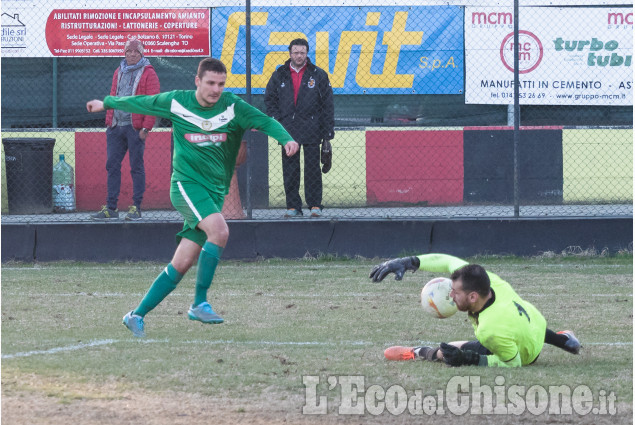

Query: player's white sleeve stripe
[177,181,202,221]
[171,99,235,131]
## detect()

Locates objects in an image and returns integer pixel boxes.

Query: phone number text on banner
[45,9,210,57]
[465,7,632,105]
[212,6,464,94]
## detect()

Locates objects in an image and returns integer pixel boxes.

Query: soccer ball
[420,277,457,318]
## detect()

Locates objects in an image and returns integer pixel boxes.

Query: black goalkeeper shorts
[461,340,540,364]
[461,340,492,355]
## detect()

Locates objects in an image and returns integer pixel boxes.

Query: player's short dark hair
[288,38,309,52]
[197,58,227,78]
[451,264,490,297]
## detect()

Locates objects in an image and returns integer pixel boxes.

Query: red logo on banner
[499,30,543,74]
[45,9,210,57]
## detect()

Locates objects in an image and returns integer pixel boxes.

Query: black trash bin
[2,138,56,214]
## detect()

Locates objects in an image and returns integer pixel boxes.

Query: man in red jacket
[91,39,160,221]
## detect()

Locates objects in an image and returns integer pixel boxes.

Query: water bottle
[52,154,76,212]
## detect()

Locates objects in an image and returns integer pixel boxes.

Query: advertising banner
[211,6,464,94]
[44,9,210,57]
[465,7,633,105]
[2,6,210,57]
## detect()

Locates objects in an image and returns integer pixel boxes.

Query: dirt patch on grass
[2,391,302,425]
[2,372,632,425]
[2,375,299,425]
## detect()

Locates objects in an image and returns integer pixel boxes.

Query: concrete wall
[2,217,631,262]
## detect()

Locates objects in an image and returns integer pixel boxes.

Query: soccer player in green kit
[369,253,580,367]
[87,58,299,337]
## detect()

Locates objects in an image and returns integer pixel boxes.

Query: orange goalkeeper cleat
[384,346,416,361]
[557,330,581,354]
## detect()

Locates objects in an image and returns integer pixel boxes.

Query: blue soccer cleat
[188,302,224,324]
[123,311,146,338]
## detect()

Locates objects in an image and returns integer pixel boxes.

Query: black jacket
[264,58,334,145]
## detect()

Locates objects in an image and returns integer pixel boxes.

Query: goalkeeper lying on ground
[369,253,581,367]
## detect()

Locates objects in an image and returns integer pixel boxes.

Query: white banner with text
[465,7,633,105]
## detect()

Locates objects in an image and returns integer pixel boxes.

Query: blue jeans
[106,125,145,210]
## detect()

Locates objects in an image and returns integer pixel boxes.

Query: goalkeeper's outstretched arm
[369,253,468,282]
[415,254,469,274]
[369,256,420,282]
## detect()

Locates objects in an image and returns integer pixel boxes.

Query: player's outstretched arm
[369,256,420,282]
[86,99,104,113]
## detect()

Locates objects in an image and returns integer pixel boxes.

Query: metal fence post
[513,0,520,218]
[245,0,253,219]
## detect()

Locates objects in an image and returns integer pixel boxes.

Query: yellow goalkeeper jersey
[416,254,546,367]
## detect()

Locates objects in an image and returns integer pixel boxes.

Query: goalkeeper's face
[450,279,477,312]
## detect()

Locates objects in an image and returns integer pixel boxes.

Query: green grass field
[2,255,633,424]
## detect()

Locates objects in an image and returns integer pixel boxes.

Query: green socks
[132,242,223,316]
[193,241,223,307]
[134,263,183,317]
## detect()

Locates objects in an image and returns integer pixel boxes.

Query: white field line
[1,338,170,359]
[3,339,631,359]
[180,339,378,346]
[0,264,360,271]
[2,263,630,272]
[9,292,634,298]
[2,339,117,359]
[0,339,374,359]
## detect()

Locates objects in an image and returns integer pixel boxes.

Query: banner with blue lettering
[211,6,464,94]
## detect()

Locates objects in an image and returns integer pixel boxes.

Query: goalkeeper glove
[321,139,332,173]
[369,256,420,282]
[440,342,483,367]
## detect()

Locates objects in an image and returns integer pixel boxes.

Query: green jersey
[416,254,547,367]
[104,90,294,195]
